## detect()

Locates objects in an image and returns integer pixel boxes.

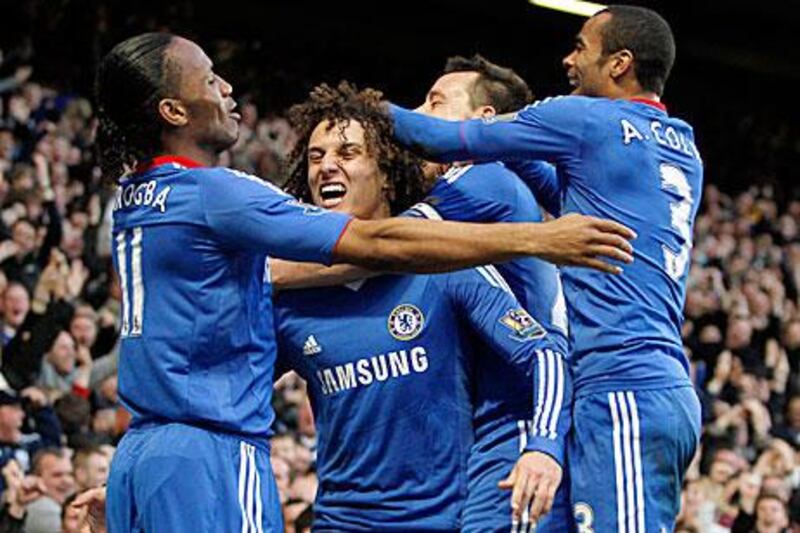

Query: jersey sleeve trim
[331,217,355,258]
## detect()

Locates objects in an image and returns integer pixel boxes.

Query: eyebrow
[339,142,364,151]
[427,89,445,101]
[307,142,364,154]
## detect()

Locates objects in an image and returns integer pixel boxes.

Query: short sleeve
[199,169,352,264]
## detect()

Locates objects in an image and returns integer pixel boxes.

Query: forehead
[309,119,367,148]
[166,37,212,73]
[579,12,610,42]
[55,331,74,344]
[5,285,27,298]
[42,455,70,469]
[87,452,108,464]
[13,221,34,232]
[430,71,479,95]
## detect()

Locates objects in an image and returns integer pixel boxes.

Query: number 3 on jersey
[659,163,693,281]
[115,227,144,338]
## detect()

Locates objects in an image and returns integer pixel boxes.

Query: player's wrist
[524,437,565,467]
[522,222,551,258]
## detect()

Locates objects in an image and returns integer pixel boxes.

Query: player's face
[307,119,391,220]
[562,13,614,96]
[416,71,484,180]
[416,72,481,121]
[166,38,241,152]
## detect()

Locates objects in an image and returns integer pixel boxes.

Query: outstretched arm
[335,213,634,274]
[388,97,584,164]
[203,168,634,277]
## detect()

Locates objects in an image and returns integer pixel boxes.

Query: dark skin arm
[332,213,635,274]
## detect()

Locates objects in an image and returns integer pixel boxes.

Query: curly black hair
[284,81,428,216]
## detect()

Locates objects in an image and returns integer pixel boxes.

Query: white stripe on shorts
[239,442,249,533]
[627,392,645,533]
[238,442,264,533]
[608,393,627,533]
[608,391,646,533]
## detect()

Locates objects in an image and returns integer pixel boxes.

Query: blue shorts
[461,420,573,533]
[568,386,701,533]
[107,423,282,533]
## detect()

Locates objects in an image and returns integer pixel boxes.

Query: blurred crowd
[0,47,798,533]
[678,185,800,532]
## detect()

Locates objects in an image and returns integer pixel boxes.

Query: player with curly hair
[273,81,570,531]
[283,81,429,216]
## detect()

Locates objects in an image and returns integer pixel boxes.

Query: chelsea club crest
[388,304,425,341]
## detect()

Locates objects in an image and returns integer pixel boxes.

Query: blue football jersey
[273,267,567,531]
[111,156,351,438]
[390,96,703,395]
[406,163,569,442]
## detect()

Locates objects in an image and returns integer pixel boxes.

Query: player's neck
[628,90,661,103]
[605,78,661,103]
[160,138,219,167]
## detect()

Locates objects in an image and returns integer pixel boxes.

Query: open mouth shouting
[319,182,348,208]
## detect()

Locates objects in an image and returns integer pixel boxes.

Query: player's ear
[477,105,497,120]
[609,49,634,81]
[158,98,189,127]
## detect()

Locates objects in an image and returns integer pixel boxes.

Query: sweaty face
[562,13,613,96]
[166,38,241,152]
[307,120,390,220]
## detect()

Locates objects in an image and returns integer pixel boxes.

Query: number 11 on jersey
[115,227,145,338]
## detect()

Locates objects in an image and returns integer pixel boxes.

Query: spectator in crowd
[0,281,29,346]
[73,445,109,492]
[61,492,85,533]
[773,394,800,448]
[24,447,76,532]
[0,388,61,482]
[732,493,792,533]
[37,329,93,401]
[0,458,45,532]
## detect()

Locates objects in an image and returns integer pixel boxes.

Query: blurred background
[1,0,798,190]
